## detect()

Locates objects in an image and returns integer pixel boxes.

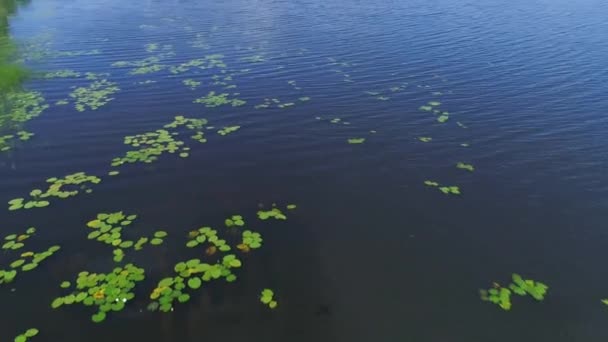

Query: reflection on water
[1,0,608,341]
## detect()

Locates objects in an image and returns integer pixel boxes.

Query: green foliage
[51,264,145,323]
[217,126,240,136]
[13,328,39,342]
[418,137,432,142]
[257,207,287,220]
[8,172,101,210]
[69,79,119,112]
[185,226,230,251]
[194,91,245,108]
[480,274,548,310]
[149,255,241,312]
[44,69,80,79]
[0,227,60,285]
[241,230,263,249]
[347,138,365,144]
[260,288,278,309]
[439,186,461,195]
[86,212,164,261]
[112,129,186,165]
[225,215,244,227]
[456,162,475,172]
[182,79,201,90]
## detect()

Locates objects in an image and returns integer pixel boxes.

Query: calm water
[2,0,608,340]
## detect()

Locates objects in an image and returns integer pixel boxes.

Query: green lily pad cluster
[257,207,287,220]
[182,79,201,90]
[0,234,60,285]
[149,255,241,312]
[225,215,245,227]
[2,227,36,250]
[211,74,235,87]
[55,99,69,105]
[169,55,226,74]
[145,43,159,52]
[241,230,263,249]
[1,91,48,126]
[13,328,39,342]
[111,129,188,165]
[217,126,240,136]
[456,162,474,172]
[418,101,449,123]
[69,79,120,112]
[112,53,174,75]
[260,288,278,309]
[298,96,310,102]
[163,115,209,143]
[480,274,548,310]
[194,91,245,108]
[347,138,365,144]
[44,69,80,78]
[85,212,166,262]
[0,132,31,152]
[418,137,432,143]
[186,227,230,251]
[8,172,101,210]
[51,263,145,323]
[423,181,461,195]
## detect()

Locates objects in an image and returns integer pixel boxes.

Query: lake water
[2,0,608,341]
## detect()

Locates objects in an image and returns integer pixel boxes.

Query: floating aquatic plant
[428,101,441,106]
[480,274,548,310]
[55,99,69,105]
[217,126,240,136]
[111,129,187,166]
[194,91,245,108]
[423,181,460,195]
[347,138,365,144]
[182,79,201,90]
[1,91,49,127]
[69,79,119,112]
[44,69,80,79]
[257,207,287,220]
[439,186,461,195]
[260,289,278,309]
[145,43,159,53]
[239,230,262,250]
[225,215,245,227]
[286,204,297,210]
[13,328,39,342]
[437,115,449,123]
[376,96,390,101]
[8,172,101,210]
[185,227,230,251]
[2,227,36,251]
[86,212,165,261]
[419,105,432,112]
[456,162,474,172]
[0,228,60,285]
[149,255,241,312]
[51,263,145,322]
[418,137,432,142]
[298,97,310,102]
